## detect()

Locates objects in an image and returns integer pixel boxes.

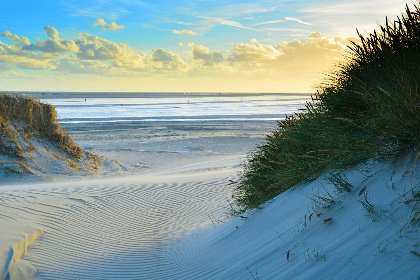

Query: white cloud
[54,56,116,75]
[229,43,284,63]
[253,17,312,26]
[301,0,414,16]
[188,43,224,66]
[0,41,54,69]
[92,18,125,31]
[22,26,79,53]
[176,21,192,26]
[202,3,279,18]
[1,31,30,48]
[198,16,259,31]
[300,0,417,37]
[284,17,312,26]
[75,33,147,71]
[224,32,350,82]
[172,29,197,36]
[149,48,188,71]
[0,24,358,92]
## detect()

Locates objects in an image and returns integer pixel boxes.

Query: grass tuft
[0,93,85,159]
[0,93,101,173]
[329,172,353,193]
[236,3,420,210]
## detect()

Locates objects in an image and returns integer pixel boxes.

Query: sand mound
[0,93,101,180]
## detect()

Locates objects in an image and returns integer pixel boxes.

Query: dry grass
[0,115,24,158]
[0,93,85,159]
[0,93,101,173]
[0,160,33,174]
[47,150,81,170]
[12,161,33,173]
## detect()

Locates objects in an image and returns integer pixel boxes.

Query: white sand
[0,120,272,279]
[0,119,419,279]
[164,154,420,279]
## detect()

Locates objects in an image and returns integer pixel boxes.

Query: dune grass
[0,93,102,175]
[0,93,85,159]
[236,4,420,210]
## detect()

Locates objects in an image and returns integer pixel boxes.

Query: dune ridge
[0,93,101,180]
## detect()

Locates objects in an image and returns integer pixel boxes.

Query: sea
[21,92,311,124]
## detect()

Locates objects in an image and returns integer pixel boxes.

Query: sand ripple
[0,175,236,279]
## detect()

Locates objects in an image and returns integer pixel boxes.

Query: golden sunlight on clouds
[91,18,125,31]
[23,26,80,53]
[0,25,356,92]
[172,29,197,36]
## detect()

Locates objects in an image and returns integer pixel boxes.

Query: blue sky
[0,0,416,92]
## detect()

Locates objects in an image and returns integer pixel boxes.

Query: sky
[0,0,417,93]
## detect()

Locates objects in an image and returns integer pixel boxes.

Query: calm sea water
[25,92,311,124]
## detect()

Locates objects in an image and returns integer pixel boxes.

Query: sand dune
[0,117,270,279]
[163,155,420,279]
[3,140,418,279]
[1,95,418,279]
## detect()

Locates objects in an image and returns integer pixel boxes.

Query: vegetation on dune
[236,4,420,210]
[0,93,85,159]
[0,93,100,174]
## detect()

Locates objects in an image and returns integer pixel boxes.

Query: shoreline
[12,91,311,99]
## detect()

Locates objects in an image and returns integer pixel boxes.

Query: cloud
[0,53,53,69]
[22,26,79,53]
[0,24,357,92]
[228,43,284,67]
[188,43,224,66]
[92,18,125,31]
[67,0,146,21]
[201,3,279,18]
[253,17,312,26]
[172,29,197,36]
[0,41,54,69]
[1,31,30,48]
[299,0,417,37]
[262,27,313,34]
[75,33,146,69]
[176,21,192,26]
[226,32,349,79]
[198,16,259,31]
[284,17,313,26]
[301,0,414,16]
[0,69,43,79]
[149,49,188,71]
[53,56,118,75]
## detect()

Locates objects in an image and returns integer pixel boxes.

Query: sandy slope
[164,154,420,279]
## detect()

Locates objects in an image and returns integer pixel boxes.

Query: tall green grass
[236,4,420,210]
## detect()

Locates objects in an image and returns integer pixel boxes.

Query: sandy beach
[0,93,419,280]
[0,97,280,279]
